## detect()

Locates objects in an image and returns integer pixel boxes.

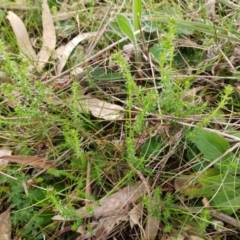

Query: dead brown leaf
[0,148,12,157]
[15,0,28,3]
[189,236,206,240]
[174,174,192,193]
[70,67,84,77]
[145,210,160,240]
[0,206,12,240]
[205,0,216,18]
[211,50,238,74]
[96,215,128,239]
[166,234,185,240]
[129,203,143,228]
[7,11,37,61]
[174,39,201,49]
[0,155,55,170]
[52,181,147,220]
[81,181,146,219]
[229,46,240,70]
[77,215,128,239]
[58,0,69,13]
[44,92,124,120]
[54,11,77,21]
[166,226,206,240]
[78,95,124,120]
[0,71,11,83]
[183,86,204,106]
[55,32,97,74]
[36,0,56,71]
[0,148,12,167]
[55,6,105,22]
[52,45,65,60]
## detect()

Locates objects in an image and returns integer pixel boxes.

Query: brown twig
[85,157,91,206]
[210,210,240,230]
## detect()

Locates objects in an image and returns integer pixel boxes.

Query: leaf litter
[36,0,56,71]
[52,182,146,238]
[55,32,97,75]
[7,0,56,71]
[53,182,147,238]
[2,0,240,239]
[53,181,147,220]
[0,206,11,240]
[7,11,37,61]
[79,94,124,120]
[0,147,55,169]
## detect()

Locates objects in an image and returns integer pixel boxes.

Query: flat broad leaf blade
[140,135,163,157]
[193,129,230,160]
[212,189,240,214]
[108,21,125,38]
[93,72,123,81]
[116,14,136,44]
[176,171,240,213]
[175,168,220,197]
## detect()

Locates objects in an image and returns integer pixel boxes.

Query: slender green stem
[133,0,141,32]
[133,0,142,65]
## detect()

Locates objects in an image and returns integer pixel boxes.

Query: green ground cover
[1,0,240,239]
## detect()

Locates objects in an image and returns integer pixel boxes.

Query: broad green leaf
[57,19,76,37]
[175,168,220,197]
[185,144,209,171]
[142,20,158,33]
[176,26,194,35]
[203,174,240,214]
[200,174,240,196]
[108,21,125,38]
[174,48,205,68]
[91,67,103,77]
[193,129,230,161]
[193,129,235,170]
[39,211,55,225]
[93,72,123,81]
[150,43,174,63]
[177,170,240,214]
[150,16,240,42]
[212,189,240,214]
[116,14,136,44]
[140,135,163,157]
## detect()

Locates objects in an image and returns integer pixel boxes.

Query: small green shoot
[116,0,142,64]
